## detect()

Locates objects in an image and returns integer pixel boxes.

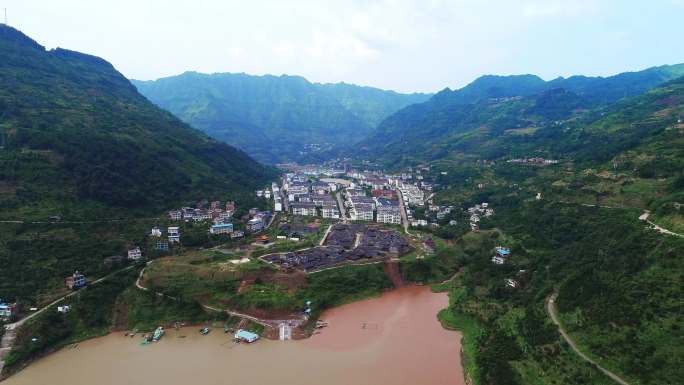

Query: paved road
[639,212,683,237]
[335,192,349,223]
[0,217,161,225]
[396,189,411,234]
[1,264,137,374]
[319,224,333,246]
[546,293,631,385]
[135,261,300,329]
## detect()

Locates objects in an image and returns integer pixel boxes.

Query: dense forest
[0,25,276,301]
[133,72,430,163]
[359,64,684,166]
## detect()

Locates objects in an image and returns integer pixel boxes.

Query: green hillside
[132,72,430,163]
[0,25,276,300]
[404,76,684,385]
[359,64,684,166]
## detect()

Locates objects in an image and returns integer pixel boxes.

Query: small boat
[152,326,165,341]
[200,327,210,335]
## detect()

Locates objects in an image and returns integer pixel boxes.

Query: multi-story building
[168,226,181,243]
[350,203,374,221]
[210,223,234,235]
[376,205,401,224]
[291,202,317,217]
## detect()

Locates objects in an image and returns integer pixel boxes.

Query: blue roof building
[234,329,260,343]
[210,223,234,235]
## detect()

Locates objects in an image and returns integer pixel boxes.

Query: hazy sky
[3,0,683,93]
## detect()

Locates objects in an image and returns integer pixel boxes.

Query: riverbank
[3,286,464,385]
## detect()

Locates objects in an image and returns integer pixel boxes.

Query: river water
[4,286,464,385]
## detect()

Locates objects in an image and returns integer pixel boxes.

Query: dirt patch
[384,259,404,288]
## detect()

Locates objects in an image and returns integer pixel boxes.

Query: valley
[1,11,683,385]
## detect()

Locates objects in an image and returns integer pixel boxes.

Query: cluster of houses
[490,247,526,289]
[507,157,559,166]
[168,199,267,238]
[491,246,510,265]
[342,189,402,224]
[283,173,341,219]
[146,226,181,251]
[168,200,236,224]
[411,204,458,228]
[468,202,494,231]
[246,208,272,233]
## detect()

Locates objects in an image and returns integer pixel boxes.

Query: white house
[127,247,142,261]
[168,226,181,243]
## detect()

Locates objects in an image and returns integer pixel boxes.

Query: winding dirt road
[546,293,631,385]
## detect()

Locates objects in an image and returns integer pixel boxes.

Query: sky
[2,0,684,93]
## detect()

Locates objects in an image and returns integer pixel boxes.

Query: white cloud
[2,0,682,92]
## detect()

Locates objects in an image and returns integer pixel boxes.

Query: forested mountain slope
[360,64,684,165]
[417,77,684,385]
[0,25,276,300]
[133,72,430,163]
[0,25,274,212]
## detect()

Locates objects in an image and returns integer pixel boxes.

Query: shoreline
[2,286,465,385]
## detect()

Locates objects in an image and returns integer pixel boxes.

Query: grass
[437,307,483,385]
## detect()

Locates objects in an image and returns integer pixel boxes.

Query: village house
[65,271,87,290]
[225,201,236,212]
[210,200,221,210]
[491,256,505,264]
[411,219,428,227]
[127,246,142,261]
[0,301,18,321]
[168,210,182,221]
[247,217,265,232]
[150,227,162,237]
[210,222,234,235]
[231,230,245,239]
[168,226,181,243]
[57,305,71,313]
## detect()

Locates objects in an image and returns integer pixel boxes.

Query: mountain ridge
[132,71,432,163]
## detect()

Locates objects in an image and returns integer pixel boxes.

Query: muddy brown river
[4,286,464,385]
